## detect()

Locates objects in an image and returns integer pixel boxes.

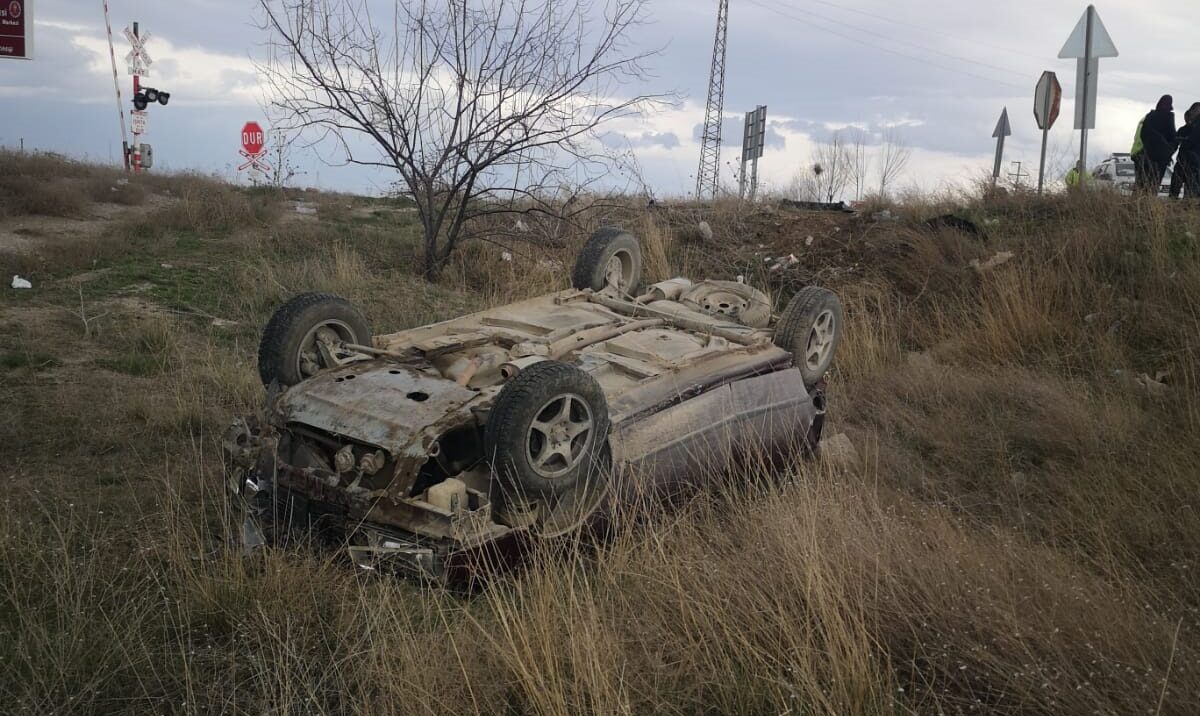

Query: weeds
[0,154,1197,714]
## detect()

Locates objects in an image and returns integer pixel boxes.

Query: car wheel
[257,292,371,387]
[773,286,843,388]
[486,361,610,500]
[680,280,773,327]
[571,227,642,295]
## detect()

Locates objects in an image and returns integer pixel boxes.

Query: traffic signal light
[133,87,170,110]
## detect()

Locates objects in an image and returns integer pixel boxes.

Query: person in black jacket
[1170,102,1200,199]
[1134,95,1179,194]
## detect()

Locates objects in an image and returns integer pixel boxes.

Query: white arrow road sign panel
[992,107,1010,181]
[1074,58,1099,130]
[1059,7,1118,59]
[992,107,1012,138]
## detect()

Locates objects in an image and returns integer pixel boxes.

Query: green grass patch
[95,353,168,376]
[0,350,60,371]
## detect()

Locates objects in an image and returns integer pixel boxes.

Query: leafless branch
[256,0,666,276]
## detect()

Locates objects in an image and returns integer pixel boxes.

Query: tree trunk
[422,222,440,279]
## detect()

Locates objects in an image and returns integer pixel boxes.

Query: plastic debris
[697,221,714,242]
[11,275,32,289]
[969,251,1014,273]
[805,235,814,247]
[500,251,513,262]
[769,254,799,272]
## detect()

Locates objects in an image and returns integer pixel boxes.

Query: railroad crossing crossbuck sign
[124,25,151,76]
[238,122,272,173]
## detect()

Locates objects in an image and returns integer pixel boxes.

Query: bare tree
[257,0,660,276]
[877,127,912,197]
[787,165,820,202]
[812,132,852,203]
[845,128,870,201]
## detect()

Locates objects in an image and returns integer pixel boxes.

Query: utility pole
[1008,161,1030,188]
[695,0,729,200]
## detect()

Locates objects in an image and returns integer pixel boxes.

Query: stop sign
[1034,72,1063,131]
[241,121,265,156]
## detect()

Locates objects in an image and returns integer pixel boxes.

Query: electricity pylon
[695,0,729,200]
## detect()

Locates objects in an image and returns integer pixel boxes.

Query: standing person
[1065,163,1088,189]
[1132,95,1178,195]
[1171,102,1200,198]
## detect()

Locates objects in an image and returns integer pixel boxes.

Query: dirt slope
[2,151,1198,715]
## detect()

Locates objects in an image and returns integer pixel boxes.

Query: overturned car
[223,228,842,580]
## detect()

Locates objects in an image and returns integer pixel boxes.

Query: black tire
[571,227,642,294]
[257,292,371,387]
[486,361,610,499]
[773,286,843,388]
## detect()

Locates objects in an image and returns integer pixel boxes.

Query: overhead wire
[742,0,1030,92]
[774,0,1035,78]
[799,0,1048,62]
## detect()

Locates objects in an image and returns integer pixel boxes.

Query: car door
[610,368,817,499]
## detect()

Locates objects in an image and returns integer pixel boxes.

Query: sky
[2,0,1197,198]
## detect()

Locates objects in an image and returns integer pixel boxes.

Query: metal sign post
[992,107,1011,187]
[1033,71,1063,193]
[739,105,767,200]
[1059,5,1118,176]
[124,22,154,173]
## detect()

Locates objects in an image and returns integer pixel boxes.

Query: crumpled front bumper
[222,418,449,580]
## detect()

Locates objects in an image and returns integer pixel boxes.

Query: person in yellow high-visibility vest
[1065,164,1088,189]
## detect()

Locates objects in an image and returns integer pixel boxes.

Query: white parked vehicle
[1091,153,1172,195]
[1091,154,1137,193]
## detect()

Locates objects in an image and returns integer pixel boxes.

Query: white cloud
[71,34,262,108]
[4,0,1198,195]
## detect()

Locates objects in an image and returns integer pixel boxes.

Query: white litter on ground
[11,275,32,289]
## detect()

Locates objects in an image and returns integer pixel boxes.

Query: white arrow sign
[1058,7,1118,59]
[992,107,1012,139]
[1074,58,1098,129]
[1058,5,1117,174]
[992,107,1011,184]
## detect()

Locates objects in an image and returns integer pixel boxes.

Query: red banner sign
[0,0,30,60]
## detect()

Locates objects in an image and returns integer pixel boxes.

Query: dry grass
[1,154,1199,714]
